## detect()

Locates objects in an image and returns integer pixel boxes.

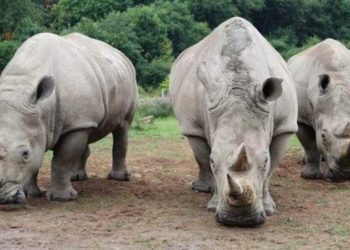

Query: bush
[50,0,133,30]
[137,97,173,118]
[14,18,45,42]
[284,36,321,60]
[0,40,20,71]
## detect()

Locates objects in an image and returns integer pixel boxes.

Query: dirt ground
[0,136,350,249]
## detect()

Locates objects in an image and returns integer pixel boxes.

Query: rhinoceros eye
[18,147,30,162]
[22,150,29,161]
[210,156,218,173]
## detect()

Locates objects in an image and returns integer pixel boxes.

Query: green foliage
[188,0,264,28]
[0,0,43,39]
[69,4,174,88]
[50,0,133,30]
[285,36,322,60]
[3,0,350,89]
[129,116,181,139]
[188,0,237,29]
[0,40,20,70]
[155,0,210,56]
[159,76,169,91]
[137,97,173,118]
[14,18,45,42]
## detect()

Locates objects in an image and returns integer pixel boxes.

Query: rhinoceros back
[288,39,350,125]
[170,17,297,140]
[0,32,137,148]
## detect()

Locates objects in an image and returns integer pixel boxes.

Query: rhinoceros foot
[71,170,88,181]
[301,165,323,179]
[263,195,276,216]
[46,187,78,201]
[192,179,213,193]
[207,193,218,213]
[108,170,130,181]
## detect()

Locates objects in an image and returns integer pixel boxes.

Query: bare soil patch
[0,137,350,249]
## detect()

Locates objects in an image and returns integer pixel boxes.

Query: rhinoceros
[170,17,297,226]
[288,39,350,180]
[0,32,137,204]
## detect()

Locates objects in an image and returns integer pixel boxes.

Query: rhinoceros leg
[264,134,291,216]
[187,136,214,193]
[296,123,322,179]
[108,126,130,181]
[71,146,90,181]
[46,130,90,201]
[23,170,43,197]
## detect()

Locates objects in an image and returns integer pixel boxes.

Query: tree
[154,0,210,56]
[50,0,133,30]
[70,4,173,88]
[0,0,43,40]
[188,0,238,28]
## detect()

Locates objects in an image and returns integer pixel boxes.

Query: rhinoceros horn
[227,173,243,196]
[231,144,249,171]
[227,174,255,207]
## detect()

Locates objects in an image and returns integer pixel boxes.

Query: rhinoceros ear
[31,76,55,104]
[261,77,283,102]
[197,61,216,90]
[318,74,331,94]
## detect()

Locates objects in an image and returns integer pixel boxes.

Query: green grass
[129,116,183,139]
[44,117,301,159]
[289,135,302,151]
[131,116,302,151]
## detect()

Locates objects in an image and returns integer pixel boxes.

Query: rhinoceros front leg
[23,170,43,197]
[187,136,214,193]
[108,126,130,181]
[264,133,291,216]
[71,146,90,181]
[46,130,90,201]
[297,123,322,179]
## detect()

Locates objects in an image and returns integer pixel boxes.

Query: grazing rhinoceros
[288,39,350,180]
[170,17,298,226]
[0,33,137,204]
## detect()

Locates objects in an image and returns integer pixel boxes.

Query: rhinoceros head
[197,62,282,226]
[314,74,350,180]
[0,75,54,203]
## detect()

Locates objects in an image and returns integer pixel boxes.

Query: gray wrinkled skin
[170,17,297,226]
[288,39,350,180]
[0,33,137,203]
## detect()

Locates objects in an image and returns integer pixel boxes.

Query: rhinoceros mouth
[215,207,266,227]
[0,181,25,204]
[325,158,350,181]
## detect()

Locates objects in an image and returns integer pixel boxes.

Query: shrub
[137,97,173,118]
[0,40,20,71]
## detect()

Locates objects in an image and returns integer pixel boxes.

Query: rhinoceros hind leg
[24,171,43,197]
[47,130,90,201]
[71,146,90,181]
[297,123,322,179]
[108,126,130,181]
[187,136,214,193]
